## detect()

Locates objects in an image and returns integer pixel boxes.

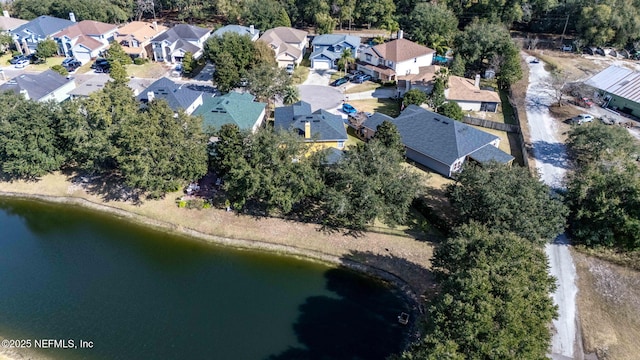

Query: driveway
[523,52,580,359]
[303,69,335,86]
[193,62,215,82]
[297,85,343,112]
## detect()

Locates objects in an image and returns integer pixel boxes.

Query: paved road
[298,84,344,112]
[523,52,580,359]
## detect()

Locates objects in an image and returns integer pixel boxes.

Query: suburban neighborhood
[2,1,640,359]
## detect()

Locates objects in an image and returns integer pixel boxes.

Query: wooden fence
[461,116,521,133]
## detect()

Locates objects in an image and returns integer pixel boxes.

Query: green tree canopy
[373,120,405,156]
[407,3,458,52]
[36,38,58,59]
[567,122,640,166]
[411,222,558,359]
[246,62,292,104]
[106,41,133,65]
[446,162,568,245]
[403,89,427,107]
[438,101,464,120]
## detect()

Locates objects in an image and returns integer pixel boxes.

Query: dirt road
[522,52,580,359]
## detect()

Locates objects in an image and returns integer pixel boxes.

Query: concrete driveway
[303,69,335,86]
[297,85,344,112]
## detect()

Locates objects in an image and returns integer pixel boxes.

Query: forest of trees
[7,0,640,48]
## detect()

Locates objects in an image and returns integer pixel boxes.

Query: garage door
[312,60,331,70]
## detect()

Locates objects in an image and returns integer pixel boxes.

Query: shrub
[133,57,148,65]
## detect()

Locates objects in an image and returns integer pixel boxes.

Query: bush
[133,57,148,65]
[50,65,68,76]
[177,200,187,208]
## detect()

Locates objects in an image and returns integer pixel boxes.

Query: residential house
[354,112,394,140]
[115,21,168,59]
[212,24,259,41]
[585,65,640,118]
[357,36,435,82]
[0,69,76,102]
[258,27,308,67]
[363,105,513,177]
[193,91,266,133]
[446,75,501,112]
[310,34,360,70]
[150,24,210,63]
[68,74,111,99]
[54,20,118,63]
[136,77,203,115]
[0,11,27,32]
[10,15,74,54]
[274,101,348,150]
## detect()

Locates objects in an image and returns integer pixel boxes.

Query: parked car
[91,58,109,69]
[285,64,294,75]
[14,59,29,68]
[330,77,349,87]
[63,60,82,72]
[561,44,573,52]
[29,55,45,64]
[577,97,594,108]
[347,70,364,80]
[530,57,540,64]
[9,55,27,64]
[571,114,594,125]
[351,74,371,83]
[342,103,357,114]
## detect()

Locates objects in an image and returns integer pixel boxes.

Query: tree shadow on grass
[67,172,142,204]
[266,251,432,360]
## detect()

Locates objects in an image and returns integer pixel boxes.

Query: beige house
[258,27,308,67]
[0,11,27,32]
[357,37,435,82]
[446,75,501,112]
[116,21,167,59]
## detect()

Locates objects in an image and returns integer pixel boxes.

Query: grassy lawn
[291,65,309,85]
[126,62,168,78]
[330,71,345,82]
[0,52,11,65]
[468,125,511,154]
[345,126,364,148]
[345,81,381,94]
[348,98,401,117]
[29,56,64,71]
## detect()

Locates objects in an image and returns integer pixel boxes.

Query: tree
[282,86,300,105]
[577,4,616,47]
[446,162,568,245]
[246,62,292,106]
[108,60,129,85]
[106,41,133,65]
[50,65,69,76]
[253,39,277,67]
[0,92,64,179]
[373,120,404,156]
[212,52,240,92]
[242,0,292,31]
[314,12,336,34]
[204,32,256,91]
[354,0,396,29]
[182,51,195,75]
[321,139,420,230]
[413,222,558,359]
[0,33,13,54]
[403,89,427,107]
[407,3,458,51]
[449,54,465,76]
[438,101,463,120]
[496,42,522,88]
[36,38,58,59]
[428,79,445,112]
[567,122,640,166]
[547,69,572,106]
[335,0,356,30]
[134,0,155,20]
[212,123,245,176]
[338,48,354,75]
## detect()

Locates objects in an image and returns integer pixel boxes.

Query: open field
[574,250,640,360]
[348,98,401,117]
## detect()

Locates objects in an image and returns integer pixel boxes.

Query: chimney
[250,25,255,35]
[304,121,311,139]
[19,89,29,100]
[69,12,76,22]
[152,21,158,31]
[3,10,10,17]
[147,91,155,102]
[397,29,403,39]
[474,74,481,88]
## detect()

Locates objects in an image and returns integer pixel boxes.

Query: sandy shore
[0,172,436,359]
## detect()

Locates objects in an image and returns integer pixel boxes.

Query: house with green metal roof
[194,91,267,133]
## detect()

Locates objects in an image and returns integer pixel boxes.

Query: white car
[572,114,594,125]
[14,59,29,68]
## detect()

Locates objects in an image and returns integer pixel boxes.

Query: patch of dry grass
[291,65,310,85]
[574,250,640,360]
[348,98,401,117]
[468,125,512,154]
[126,62,168,78]
[345,81,381,94]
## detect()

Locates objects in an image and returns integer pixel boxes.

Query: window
[365,54,372,62]
[337,141,345,149]
[414,57,417,63]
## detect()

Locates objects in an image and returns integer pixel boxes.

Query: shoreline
[0,174,434,358]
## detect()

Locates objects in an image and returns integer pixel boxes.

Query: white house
[310,34,360,70]
[258,27,308,67]
[54,19,118,63]
[10,15,74,54]
[0,70,76,102]
[150,24,210,63]
[357,36,435,82]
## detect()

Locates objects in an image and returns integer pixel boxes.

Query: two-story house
[357,36,434,82]
[310,34,361,70]
[258,27,308,68]
[115,21,168,60]
[54,19,118,63]
[10,15,74,54]
[0,11,27,32]
[150,24,210,63]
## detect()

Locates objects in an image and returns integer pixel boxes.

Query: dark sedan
[330,77,349,87]
[351,74,371,83]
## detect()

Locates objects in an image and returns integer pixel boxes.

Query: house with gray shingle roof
[212,24,260,41]
[150,24,210,63]
[10,15,74,54]
[0,69,76,102]
[585,65,640,118]
[310,34,361,70]
[370,105,513,177]
[274,101,348,150]
[194,91,266,133]
[136,77,203,115]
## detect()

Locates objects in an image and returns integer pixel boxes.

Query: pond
[0,198,409,360]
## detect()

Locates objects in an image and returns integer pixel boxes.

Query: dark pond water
[0,198,409,360]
